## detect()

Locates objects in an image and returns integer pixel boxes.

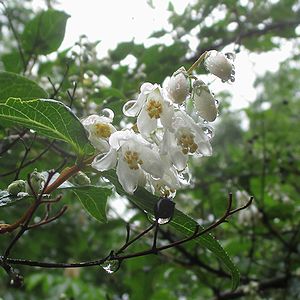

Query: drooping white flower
[92,130,165,194]
[204,50,235,82]
[82,109,117,153]
[123,83,174,137]
[192,79,218,122]
[161,110,212,171]
[167,67,190,104]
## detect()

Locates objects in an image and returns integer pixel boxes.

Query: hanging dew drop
[157,217,171,225]
[145,211,156,223]
[100,260,120,274]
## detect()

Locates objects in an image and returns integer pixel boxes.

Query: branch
[5,193,253,269]
[187,19,300,63]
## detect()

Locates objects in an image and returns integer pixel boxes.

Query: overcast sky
[31,0,294,112]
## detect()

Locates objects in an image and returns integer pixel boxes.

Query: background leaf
[0,98,94,156]
[65,186,112,223]
[1,52,24,73]
[0,72,48,101]
[21,10,70,55]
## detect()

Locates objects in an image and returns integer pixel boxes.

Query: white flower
[161,110,212,171]
[236,190,262,225]
[204,50,235,82]
[192,79,218,122]
[123,83,174,137]
[82,110,116,153]
[92,130,165,194]
[167,67,190,104]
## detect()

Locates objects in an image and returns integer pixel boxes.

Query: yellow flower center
[146,99,163,119]
[178,133,198,155]
[94,123,112,138]
[124,151,143,170]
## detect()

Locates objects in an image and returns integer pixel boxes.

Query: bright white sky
[32,0,294,111]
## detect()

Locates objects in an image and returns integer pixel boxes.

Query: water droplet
[215,99,219,106]
[195,87,202,96]
[231,70,235,75]
[157,217,171,225]
[146,212,156,223]
[100,260,120,274]
[203,127,214,139]
[179,168,192,185]
[225,52,236,61]
[101,108,114,121]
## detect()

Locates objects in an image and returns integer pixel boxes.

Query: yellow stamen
[124,151,143,170]
[178,133,198,154]
[94,123,112,138]
[146,99,163,119]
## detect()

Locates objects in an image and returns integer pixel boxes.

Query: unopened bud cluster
[7,169,44,196]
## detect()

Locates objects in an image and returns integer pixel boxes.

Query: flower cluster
[82,50,235,195]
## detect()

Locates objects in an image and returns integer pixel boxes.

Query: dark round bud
[154,197,175,224]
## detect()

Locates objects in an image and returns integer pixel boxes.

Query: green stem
[187,51,208,75]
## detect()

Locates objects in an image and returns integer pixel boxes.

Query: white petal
[137,107,157,137]
[123,83,156,117]
[89,136,110,153]
[116,158,142,194]
[204,50,233,81]
[193,80,218,122]
[109,130,133,150]
[91,149,117,171]
[160,130,176,155]
[139,146,164,178]
[196,140,212,156]
[160,101,174,129]
[167,67,189,104]
[170,148,188,171]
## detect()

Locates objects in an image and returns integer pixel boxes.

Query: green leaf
[65,186,112,223]
[149,30,167,38]
[21,10,70,55]
[0,72,48,101]
[0,190,30,208]
[0,98,94,156]
[2,52,24,73]
[103,170,240,290]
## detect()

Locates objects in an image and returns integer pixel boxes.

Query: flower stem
[187,51,208,75]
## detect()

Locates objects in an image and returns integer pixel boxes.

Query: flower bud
[73,171,91,186]
[154,197,175,224]
[25,169,45,195]
[7,180,26,196]
[167,67,190,104]
[193,80,218,122]
[204,50,234,82]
